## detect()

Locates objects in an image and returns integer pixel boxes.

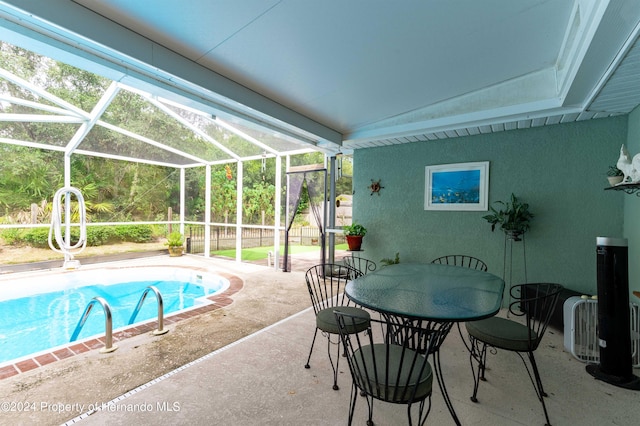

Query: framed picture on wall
[424,161,489,211]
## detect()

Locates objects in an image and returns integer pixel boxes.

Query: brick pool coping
[0,268,243,380]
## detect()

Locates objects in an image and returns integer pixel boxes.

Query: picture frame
[424,161,489,211]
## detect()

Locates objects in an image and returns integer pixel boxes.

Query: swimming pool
[0,266,229,365]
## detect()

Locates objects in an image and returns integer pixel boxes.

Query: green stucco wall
[625,106,640,295]
[352,117,626,295]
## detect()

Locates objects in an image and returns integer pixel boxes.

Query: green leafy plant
[380,252,400,267]
[85,226,116,246]
[0,228,23,245]
[165,231,184,247]
[343,222,367,237]
[482,193,533,240]
[114,224,153,243]
[607,165,623,177]
[21,227,52,248]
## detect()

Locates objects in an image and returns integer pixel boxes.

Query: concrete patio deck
[68,262,639,425]
[68,306,640,426]
[2,251,639,425]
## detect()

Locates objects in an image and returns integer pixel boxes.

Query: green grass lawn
[213,244,347,261]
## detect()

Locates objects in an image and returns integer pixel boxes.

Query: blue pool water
[0,267,228,364]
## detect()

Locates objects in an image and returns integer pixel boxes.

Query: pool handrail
[128,285,169,335]
[70,296,118,353]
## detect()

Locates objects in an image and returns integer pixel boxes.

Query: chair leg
[328,333,341,390]
[526,352,552,426]
[306,327,342,390]
[305,327,319,369]
[467,343,553,425]
[468,336,488,403]
[364,389,374,426]
[347,383,359,426]
[408,395,432,426]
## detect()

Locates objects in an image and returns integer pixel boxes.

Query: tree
[0,146,63,212]
[244,181,276,225]
[0,41,328,233]
[210,165,237,224]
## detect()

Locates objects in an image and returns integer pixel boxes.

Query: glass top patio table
[345,262,505,322]
[345,262,505,425]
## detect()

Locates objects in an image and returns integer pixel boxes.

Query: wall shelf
[605,183,640,196]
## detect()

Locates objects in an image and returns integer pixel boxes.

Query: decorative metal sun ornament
[368,179,384,196]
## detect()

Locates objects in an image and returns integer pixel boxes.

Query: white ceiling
[0,0,639,153]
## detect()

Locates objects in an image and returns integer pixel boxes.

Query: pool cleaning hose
[48,186,87,269]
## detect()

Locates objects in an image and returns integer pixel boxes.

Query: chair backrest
[335,310,450,404]
[509,283,563,351]
[431,255,488,271]
[305,264,361,315]
[343,256,377,275]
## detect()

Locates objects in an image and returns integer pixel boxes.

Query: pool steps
[129,286,169,336]
[0,270,243,380]
[70,285,171,354]
[71,296,118,354]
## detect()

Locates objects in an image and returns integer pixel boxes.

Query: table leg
[432,347,462,425]
[379,314,461,424]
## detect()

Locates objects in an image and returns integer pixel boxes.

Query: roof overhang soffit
[344,0,612,146]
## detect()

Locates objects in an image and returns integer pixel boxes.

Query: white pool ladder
[70,296,118,353]
[48,186,87,270]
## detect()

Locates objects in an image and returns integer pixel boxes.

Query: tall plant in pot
[165,231,185,257]
[482,193,533,241]
[343,222,367,251]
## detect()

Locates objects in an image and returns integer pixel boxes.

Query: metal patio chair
[343,255,377,275]
[304,263,370,390]
[431,254,488,271]
[466,283,563,426]
[334,310,450,426]
[431,254,490,344]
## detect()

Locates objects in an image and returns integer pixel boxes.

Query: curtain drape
[305,171,326,263]
[286,172,305,232]
[283,169,326,271]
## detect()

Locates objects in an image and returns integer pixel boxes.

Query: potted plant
[607,165,624,186]
[165,231,185,257]
[343,222,367,251]
[380,252,400,267]
[482,193,533,241]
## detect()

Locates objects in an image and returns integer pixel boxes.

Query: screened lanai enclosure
[0,42,352,269]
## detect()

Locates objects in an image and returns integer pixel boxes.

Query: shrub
[114,224,153,243]
[4,224,156,249]
[21,227,52,248]
[0,228,23,245]
[86,226,116,246]
[20,226,113,248]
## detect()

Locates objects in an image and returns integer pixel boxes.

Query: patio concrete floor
[69,259,640,425]
[2,251,640,425]
[68,306,640,426]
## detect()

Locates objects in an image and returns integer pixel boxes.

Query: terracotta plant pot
[346,235,363,251]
